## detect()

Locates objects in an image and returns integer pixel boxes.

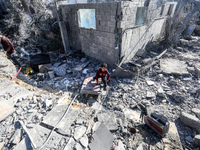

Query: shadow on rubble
[136,123,163,147]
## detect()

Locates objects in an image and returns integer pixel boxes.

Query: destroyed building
[59,0,177,65]
[1,0,200,150]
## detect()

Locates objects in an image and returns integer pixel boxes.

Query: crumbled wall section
[119,1,177,63]
[60,5,82,50]
[60,3,119,66]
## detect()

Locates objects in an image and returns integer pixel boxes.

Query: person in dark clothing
[0,35,21,66]
[94,63,110,91]
[0,35,15,56]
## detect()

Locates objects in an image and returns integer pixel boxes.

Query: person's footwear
[103,86,107,91]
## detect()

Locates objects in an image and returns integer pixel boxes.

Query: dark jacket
[1,36,15,55]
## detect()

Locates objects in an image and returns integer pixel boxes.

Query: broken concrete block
[91,102,102,110]
[74,126,86,140]
[64,138,76,150]
[180,112,200,133]
[83,69,89,74]
[38,63,52,73]
[172,93,185,103]
[117,140,125,150]
[80,135,88,148]
[48,71,55,79]
[75,142,84,150]
[169,79,178,85]
[146,91,156,98]
[54,64,66,76]
[144,113,169,137]
[160,58,189,75]
[146,80,154,86]
[157,87,165,97]
[42,105,79,136]
[0,100,15,122]
[45,99,52,108]
[123,108,140,123]
[9,129,22,144]
[114,66,134,78]
[136,142,148,150]
[14,125,62,150]
[92,122,101,133]
[194,63,200,75]
[166,122,183,150]
[97,112,118,131]
[73,61,90,72]
[89,123,114,150]
[194,135,200,146]
[37,73,44,81]
[192,108,200,119]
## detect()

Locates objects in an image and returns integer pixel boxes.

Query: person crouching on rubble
[94,63,110,91]
[0,34,21,66]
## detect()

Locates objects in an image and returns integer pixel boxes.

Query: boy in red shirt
[94,63,110,91]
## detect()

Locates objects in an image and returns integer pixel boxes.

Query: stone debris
[192,108,200,119]
[0,1,199,149]
[80,135,89,148]
[89,123,114,150]
[160,58,189,75]
[194,135,200,146]
[64,138,76,150]
[0,100,15,122]
[14,124,63,150]
[180,112,200,133]
[74,126,86,140]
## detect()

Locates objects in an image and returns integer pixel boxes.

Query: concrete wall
[60,3,119,65]
[59,0,177,65]
[119,0,177,63]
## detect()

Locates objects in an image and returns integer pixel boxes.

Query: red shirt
[1,36,15,55]
[95,69,110,80]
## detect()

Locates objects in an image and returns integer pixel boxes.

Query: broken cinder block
[144,113,169,137]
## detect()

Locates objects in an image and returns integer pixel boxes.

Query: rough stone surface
[97,112,118,131]
[80,135,88,148]
[192,108,200,119]
[14,125,63,150]
[74,126,86,140]
[194,135,200,146]
[180,112,200,133]
[160,58,189,75]
[64,138,76,150]
[89,123,114,150]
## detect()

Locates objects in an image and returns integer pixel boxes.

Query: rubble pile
[1,0,63,51]
[0,36,199,150]
[0,0,200,150]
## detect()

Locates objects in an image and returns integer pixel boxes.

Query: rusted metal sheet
[0,101,15,122]
[144,114,169,137]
